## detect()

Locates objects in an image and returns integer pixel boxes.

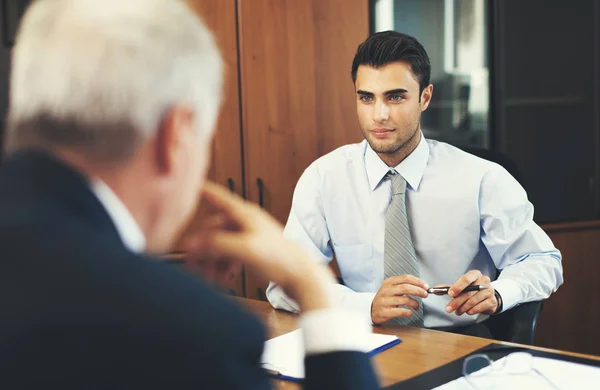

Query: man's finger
[384,275,429,289]
[201,182,253,222]
[455,291,488,315]
[446,291,477,313]
[199,213,237,232]
[387,284,429,299]
[448,270,482,297]
[383,307,414,321]
[182,216,236,254]
[384,296,420,311]
[194,232,252,266]
[466,298,496,316]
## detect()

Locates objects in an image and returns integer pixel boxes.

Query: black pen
[427,285,488,296]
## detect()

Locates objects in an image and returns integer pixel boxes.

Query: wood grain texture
[174,0,245,297]
[535,222,600,355]
[237,0,369,299]
[237,298,600,389]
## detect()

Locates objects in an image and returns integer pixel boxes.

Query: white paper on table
[260,328,399,380]
[433,355,600,390]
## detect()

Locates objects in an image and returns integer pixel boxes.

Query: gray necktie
[384,171,424,327]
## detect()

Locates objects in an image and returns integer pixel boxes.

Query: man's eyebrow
[383,88,408,95]
[356,89,409,96]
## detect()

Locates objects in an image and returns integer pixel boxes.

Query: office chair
[461,146,542,345]
[485,299,544,345]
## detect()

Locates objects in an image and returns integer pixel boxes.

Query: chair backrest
[485,300,543,345]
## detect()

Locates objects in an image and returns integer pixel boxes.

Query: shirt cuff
[299,308,371,355]
[491,279,523,312]
[332,288,377,326]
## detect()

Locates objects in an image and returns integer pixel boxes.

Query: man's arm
[191,183,379,390]
[265,164,376,323]
[479,165,564,312]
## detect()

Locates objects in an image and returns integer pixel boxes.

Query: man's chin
[365,138,401,155]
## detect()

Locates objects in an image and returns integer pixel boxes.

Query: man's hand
[184,213,241,285]
[371,275,428,325]
[184,182,335,312]
[446,270,497,316]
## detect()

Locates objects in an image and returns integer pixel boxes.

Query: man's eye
[389,95,404,102]
[359,95,372,102]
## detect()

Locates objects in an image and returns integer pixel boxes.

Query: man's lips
[371,128,394,138]
[371,128,394,133]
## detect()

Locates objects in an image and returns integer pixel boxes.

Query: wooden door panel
[174,0,245,297]
[238,0,369,300]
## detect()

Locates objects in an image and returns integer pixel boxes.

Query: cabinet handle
[257,178,264,208]
[227,178,235,193]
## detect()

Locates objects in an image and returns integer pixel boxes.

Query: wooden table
[237,298,600,389]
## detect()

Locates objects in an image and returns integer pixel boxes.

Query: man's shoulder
[0,220,265,349]
[426,139,503,174]
[427,139,486,163]
[425,139,524,197]
[0,224,267,386]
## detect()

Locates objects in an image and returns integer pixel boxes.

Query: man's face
[148,106,214,253]
[176,128,211,229]
[355,62,432,159]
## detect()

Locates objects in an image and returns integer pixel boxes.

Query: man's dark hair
[351,31,431,94]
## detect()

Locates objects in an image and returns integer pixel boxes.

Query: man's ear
[420,84,434,112]
[155,105,195,174]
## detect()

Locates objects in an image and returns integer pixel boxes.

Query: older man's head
[7,0,223,252]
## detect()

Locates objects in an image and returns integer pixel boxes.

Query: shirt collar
[364,132,430,191]
[89,179,146,253]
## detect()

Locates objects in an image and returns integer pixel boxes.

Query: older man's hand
[184,182,335,313]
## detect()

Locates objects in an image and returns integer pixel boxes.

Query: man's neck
[90,179,146,253]
[53,148,154,249]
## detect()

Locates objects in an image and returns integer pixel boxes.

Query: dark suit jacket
[0,150,379,389]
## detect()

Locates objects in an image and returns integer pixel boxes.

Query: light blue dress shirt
[266,134,563,328]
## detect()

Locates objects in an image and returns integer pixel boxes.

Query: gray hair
[5,0,223,162]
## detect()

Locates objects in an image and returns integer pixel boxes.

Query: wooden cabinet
[237,0,369,299]
[187,0,244,200]
[176,0,245,297]
[178,0,370,300]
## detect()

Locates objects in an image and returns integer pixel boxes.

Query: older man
[0,0,378,388]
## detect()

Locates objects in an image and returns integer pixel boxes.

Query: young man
[0,1,379,388]
[267,31,563,337]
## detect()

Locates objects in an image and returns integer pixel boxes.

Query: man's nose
[372,101,389,122]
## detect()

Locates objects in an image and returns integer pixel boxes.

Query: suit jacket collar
[0,149,123,247]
